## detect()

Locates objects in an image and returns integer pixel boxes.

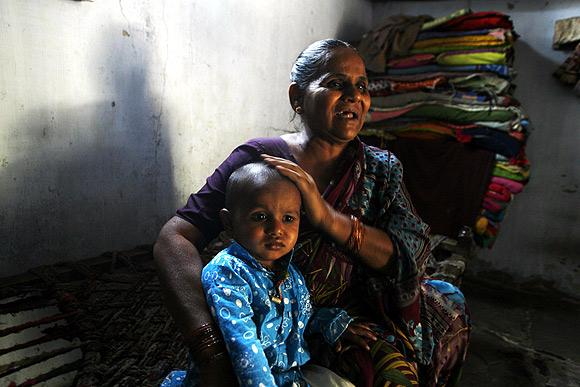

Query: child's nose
[266,219,283,236]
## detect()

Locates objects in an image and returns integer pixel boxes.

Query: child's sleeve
[202,263,277,387]
[306,307,353,345]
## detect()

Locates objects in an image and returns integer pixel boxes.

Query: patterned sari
[292,139,469,387]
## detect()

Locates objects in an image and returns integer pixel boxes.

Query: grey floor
[459,274,580,387]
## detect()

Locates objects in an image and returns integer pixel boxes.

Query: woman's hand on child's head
[260,153,329,228]
[334,321,378,352]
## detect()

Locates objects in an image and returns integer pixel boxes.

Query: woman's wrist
[345,215,366,255]
[187,322,228,365]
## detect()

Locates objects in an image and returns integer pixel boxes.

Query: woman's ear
[288,82,302,112]
[219,208,233,232]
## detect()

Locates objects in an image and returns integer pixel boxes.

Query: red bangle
[345,215,365,254]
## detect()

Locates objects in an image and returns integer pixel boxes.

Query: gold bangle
[346,215,365,254]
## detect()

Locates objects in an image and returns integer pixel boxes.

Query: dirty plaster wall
[0,1,372,276]
[372,1,580,298]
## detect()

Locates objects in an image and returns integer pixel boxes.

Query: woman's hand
[261,154,330,228]
[335,321,378,353]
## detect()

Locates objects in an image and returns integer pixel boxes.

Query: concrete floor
[459,273,580,387]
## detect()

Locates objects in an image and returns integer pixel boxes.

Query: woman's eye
[358,83,368,92]
[328,80,343,89]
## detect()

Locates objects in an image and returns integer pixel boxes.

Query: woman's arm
[154,216,237,386]
[154,216,211,340]
[260,154,394,271]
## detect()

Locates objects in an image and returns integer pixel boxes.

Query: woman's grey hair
[290,39,356,91]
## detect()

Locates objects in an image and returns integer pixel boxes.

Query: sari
[291,139,470,387]
[172,136,469,387]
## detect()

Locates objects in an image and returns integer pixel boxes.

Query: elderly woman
[155,39,469,387]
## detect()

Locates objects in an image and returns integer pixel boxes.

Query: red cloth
[432,11,514,32]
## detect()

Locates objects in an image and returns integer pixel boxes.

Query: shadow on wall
[0,22,175,276]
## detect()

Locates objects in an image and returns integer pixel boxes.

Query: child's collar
[227,241,294,274]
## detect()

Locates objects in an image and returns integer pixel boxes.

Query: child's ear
[219,208,233,232]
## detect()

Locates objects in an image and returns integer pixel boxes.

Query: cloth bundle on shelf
[358,9,531,248]
[553,17,580,95]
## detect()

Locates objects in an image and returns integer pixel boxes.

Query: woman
[155,39,469,386]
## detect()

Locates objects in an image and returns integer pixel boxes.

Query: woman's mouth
[336,110,359,119]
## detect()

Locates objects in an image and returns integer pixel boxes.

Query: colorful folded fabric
[371,91,497,109]
[483,197,508,213]
[485,187,512,203]
[388,53,436,68]
[387,64,511,78]
[359,8,530,249]
[429,11,514,32]
[421,8,471,31]
[412,33,510,50]
[410,42,511,55]
[375,103,519,123]
[418,28,493,41]
[357,14,433,73]
[449,73,511,94]
[482,209,506,223]
[369,76,447,95]
[457,127,522,157]
[490,176,524,193]
[437,50,507,66]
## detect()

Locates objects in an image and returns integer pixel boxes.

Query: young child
[202,162,356,387]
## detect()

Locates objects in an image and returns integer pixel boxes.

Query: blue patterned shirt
[202,242,352,387]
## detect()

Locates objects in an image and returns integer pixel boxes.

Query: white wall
[0,0,372,276]
[372,1,580,297]
[2,0,578,299]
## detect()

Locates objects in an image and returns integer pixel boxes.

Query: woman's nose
[343,83,362,102]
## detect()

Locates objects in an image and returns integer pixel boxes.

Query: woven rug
[0,246,188,387]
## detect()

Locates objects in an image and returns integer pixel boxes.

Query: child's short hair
[225,162,288,211]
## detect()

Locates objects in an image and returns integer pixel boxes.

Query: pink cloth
[367,106,416,122]
[387,53,435,68]
[483,197,508,213]
[486,186,512,202]
[491,176,524,193]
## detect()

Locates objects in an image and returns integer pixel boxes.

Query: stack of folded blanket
[358,8,531,248]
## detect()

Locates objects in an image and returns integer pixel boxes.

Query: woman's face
[300,47,371,144]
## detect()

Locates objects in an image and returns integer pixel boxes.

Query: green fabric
[449,74,511,94]
[410,43,511,55]
[437,51,507,65]
[492,167,529,181]
[401,104,517,123]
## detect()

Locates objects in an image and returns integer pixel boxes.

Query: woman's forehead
[322,48,366,77]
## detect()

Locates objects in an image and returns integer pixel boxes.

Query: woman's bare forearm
[321,204,394,271]
[153,216,213,344]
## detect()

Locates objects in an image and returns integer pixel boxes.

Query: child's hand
[334,321,378,352]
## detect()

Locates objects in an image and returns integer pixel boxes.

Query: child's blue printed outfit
[202,241,352,387]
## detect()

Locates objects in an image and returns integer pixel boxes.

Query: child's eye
[251,213,267,221]
[283,215,296,223]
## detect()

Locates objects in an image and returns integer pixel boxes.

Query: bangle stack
[346,214,365,254]
[188,322,227,365]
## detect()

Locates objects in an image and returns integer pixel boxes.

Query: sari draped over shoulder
[293,138,469,387]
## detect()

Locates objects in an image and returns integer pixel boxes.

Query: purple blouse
[176,137,296,245]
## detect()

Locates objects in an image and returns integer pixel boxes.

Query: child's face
[226,179,301,269]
